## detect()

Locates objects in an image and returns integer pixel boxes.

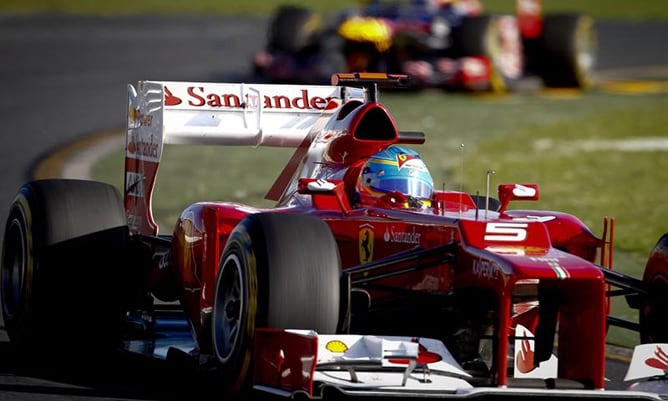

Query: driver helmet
[357,145,434,206]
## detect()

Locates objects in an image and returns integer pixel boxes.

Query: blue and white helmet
[357,145,434,202]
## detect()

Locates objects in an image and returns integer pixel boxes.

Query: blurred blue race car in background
[253,0,597,92]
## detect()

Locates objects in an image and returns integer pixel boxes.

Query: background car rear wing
[125,80,360,236]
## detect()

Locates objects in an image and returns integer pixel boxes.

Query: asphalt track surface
[0,13,667,401]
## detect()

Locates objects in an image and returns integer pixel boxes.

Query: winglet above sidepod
[498,183,540,216]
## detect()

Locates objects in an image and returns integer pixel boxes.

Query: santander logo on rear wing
[127,81,362,161]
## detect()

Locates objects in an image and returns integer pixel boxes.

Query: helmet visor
[370,177,433,200]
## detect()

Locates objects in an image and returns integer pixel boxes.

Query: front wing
[120,309,666,400]
[251,329,665,400]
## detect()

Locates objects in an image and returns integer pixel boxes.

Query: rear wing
[124,80,361,235]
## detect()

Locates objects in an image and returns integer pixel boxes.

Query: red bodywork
[169,194,609,388]
[125,73,613,392]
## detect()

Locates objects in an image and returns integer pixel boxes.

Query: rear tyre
[313,34,347,84]
[267,5,320,53]
[1,179,129,355]
[456,15,523,93]
[538,14,596,88]
[639,233,668,343]
[211,213,341,392]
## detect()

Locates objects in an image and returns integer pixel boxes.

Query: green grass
[483,0,668,21]
[2,0,668,20]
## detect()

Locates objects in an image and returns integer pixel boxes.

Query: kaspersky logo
[359,224,374,264]
[163,86,338,110]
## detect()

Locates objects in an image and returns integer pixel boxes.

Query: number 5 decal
[485,222,528,241]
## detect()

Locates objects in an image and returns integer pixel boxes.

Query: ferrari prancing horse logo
[359,224,374,264]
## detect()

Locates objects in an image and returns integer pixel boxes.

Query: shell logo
[326,340,348,353]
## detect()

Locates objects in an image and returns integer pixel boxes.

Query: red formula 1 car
[2,73,667,399]
[253,0,597,92]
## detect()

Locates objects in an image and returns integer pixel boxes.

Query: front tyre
[639,233,668,343]
[212,213,341,392]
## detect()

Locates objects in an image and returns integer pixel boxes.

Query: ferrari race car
[2,72,668,400]
[252,0,597,92]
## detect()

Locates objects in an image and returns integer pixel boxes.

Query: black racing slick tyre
[267,5,321,53]
[211,213,341,393]
[639,233,668,344]
[538,14,596,89]
[1,179,129,354]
